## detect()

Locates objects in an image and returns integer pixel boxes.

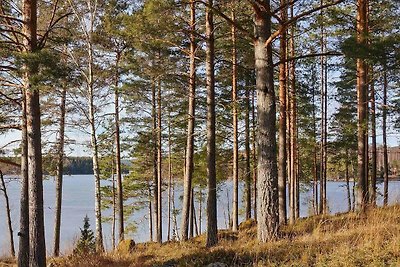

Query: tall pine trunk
[319,3,328,214]
[18,91,29,267]
[231,10,239,232]
[289,8,298,223]
[53,84,67,256]
[244,75,252,220]
[252,84,257,219]
[383,66,389,206]
[205,0,218,247]
[254,1,279,242]
[278,0,288,225]
[23,0,46,264]
[356,0,368,212]
[312,68,319,215]
[114,52,124,243]
[167,113,172,241]
[370,69,377,205]
[181,0,196,241]
[157,80,163,243]
[151,80,158,242]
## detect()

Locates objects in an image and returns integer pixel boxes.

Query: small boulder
[239,219,256,231]
[117,239,136,254]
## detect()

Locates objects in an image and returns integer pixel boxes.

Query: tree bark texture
[383,67,389,206]
[245,76,252,220]
[231,10,239,232]
[356,0,368,212]
[18,91,29,267]
[181,0,196,241]
[156,80,163,243]
[369,69,377,206]
[52,84,67,257]
[254,1,279,242]
[114,53,124,243]
[23,0,47,265]
[205,0,218,247]
[278,0,288,225]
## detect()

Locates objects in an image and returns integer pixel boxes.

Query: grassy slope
[4,205,400,267]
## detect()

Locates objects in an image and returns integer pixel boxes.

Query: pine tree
[74,215,96,255]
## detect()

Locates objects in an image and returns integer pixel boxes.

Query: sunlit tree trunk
[356,0,369,212]
[252,84,257,219]
[289,6,298,223]
[231,10,239,232]
[370,68,377,206]
[88,40,104,252]
[253,1,279,242]
[181,0,196,242]
[23,0,46,264]
[205,0,218,247]
[278,0,288,225]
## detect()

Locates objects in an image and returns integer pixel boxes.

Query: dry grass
[4,205,400,266]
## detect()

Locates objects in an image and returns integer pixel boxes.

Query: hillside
[43,205,400,267]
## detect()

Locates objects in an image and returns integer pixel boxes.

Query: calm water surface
[1,175,400,255]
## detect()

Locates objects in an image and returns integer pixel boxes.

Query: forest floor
[2,205,400,267]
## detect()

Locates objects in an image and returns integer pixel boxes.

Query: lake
[1,175,400,256]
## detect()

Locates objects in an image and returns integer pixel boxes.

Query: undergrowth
[3,205,400,267]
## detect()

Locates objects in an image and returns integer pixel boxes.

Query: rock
[238,219,256,231]
[117,239,136,254]
[206,263,228,267]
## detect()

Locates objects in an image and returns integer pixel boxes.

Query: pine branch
[273,51,343,66]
